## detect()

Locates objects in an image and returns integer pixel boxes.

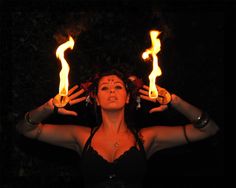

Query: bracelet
[182,126,190,144]
[24,112,40,126]
[192,111,210,129]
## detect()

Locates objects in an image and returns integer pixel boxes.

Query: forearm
[16,99,54,136]
[170,94,219,137]
[170,94,202,121]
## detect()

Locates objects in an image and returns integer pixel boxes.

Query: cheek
[97,92,106,103]
[119,92,129,103]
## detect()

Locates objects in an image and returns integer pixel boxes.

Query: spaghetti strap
[81,126,99,157]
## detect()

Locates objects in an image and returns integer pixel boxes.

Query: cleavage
[90,145,137,164]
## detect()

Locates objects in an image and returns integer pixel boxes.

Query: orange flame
[56,36,75,96]
[142,30,162,98]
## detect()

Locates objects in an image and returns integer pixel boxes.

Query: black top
[80,126,147,188]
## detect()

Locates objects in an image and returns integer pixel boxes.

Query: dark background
[0,0,234,187]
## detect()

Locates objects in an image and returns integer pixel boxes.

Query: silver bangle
[192,111,210,129]
[24,112,40,126]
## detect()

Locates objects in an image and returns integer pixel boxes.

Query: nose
[109,87,115,94]
[110,88,115,93]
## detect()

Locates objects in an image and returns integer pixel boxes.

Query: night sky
[1,0,234,187]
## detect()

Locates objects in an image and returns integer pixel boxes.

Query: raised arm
[16,85,90,154]
[139,85,219,157]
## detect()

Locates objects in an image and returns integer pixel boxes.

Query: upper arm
[140,120,218,158]
[140,125,188,158]
[24,123,91,154]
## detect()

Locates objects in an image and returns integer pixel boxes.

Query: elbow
[212,124,220,136]
[15,120,33,137]
[205,120,220,137]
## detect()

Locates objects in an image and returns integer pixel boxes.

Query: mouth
[108,96,117,101]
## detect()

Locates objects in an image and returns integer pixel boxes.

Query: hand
[139,85,172,113]
[51,85,87,116]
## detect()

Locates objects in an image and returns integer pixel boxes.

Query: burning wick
[53,36,75,107]
[142,30,162,99]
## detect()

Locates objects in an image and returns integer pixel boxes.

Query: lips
[108,96,117,101]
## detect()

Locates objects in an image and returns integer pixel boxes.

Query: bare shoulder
[139,127,157,152]
[73,125,91,135]
[139,126,171,158]
[139,125,188,158]
[139,126,157,140]
[73,125,92,154]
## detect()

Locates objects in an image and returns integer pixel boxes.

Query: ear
[126,94,130,104]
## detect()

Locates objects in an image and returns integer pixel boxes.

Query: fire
[56,36,75,96]
[142,30,162,98]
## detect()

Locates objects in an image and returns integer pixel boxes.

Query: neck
[100,108,128,135]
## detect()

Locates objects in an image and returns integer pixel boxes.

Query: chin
[102,105,125,111]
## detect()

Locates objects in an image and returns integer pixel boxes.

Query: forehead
[99,75,124,84]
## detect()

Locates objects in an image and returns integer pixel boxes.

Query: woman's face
[96,75,129,111]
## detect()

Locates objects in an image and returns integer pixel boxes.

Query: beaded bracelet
[24,112,40,126]
[192,111,210,129]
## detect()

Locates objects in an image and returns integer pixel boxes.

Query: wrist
[44,98,55,113]
[23,112,40,132]
[25,111,40,126]
[169,94,179,106]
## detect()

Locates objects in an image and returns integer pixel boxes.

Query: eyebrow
[99,81,124,86]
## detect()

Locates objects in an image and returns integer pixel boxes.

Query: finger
[140,95,156,103]
[58,108,78,116]
[68,85,79,96]
[156,85,164,90]
[142,85,149,90]
[69,96,87,105]
[149,105,168,113]
[48,98,55,111]
[69,89,85,100]
[139,89,149,96]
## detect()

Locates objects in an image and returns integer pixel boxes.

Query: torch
[142,30,172,105]
[53,36,75,107]
[142,30,162,99]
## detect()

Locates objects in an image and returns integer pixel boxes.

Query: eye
[101,86,109,91]
[115,85,123,90]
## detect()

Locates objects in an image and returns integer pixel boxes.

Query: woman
[16,69,219,187]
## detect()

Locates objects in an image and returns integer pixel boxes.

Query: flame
[142,30,162,98]
[56,36,75,96]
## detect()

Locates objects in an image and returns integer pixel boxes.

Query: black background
[0,0,235,187]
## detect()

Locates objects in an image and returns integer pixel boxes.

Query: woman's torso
[80,126,147,187]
